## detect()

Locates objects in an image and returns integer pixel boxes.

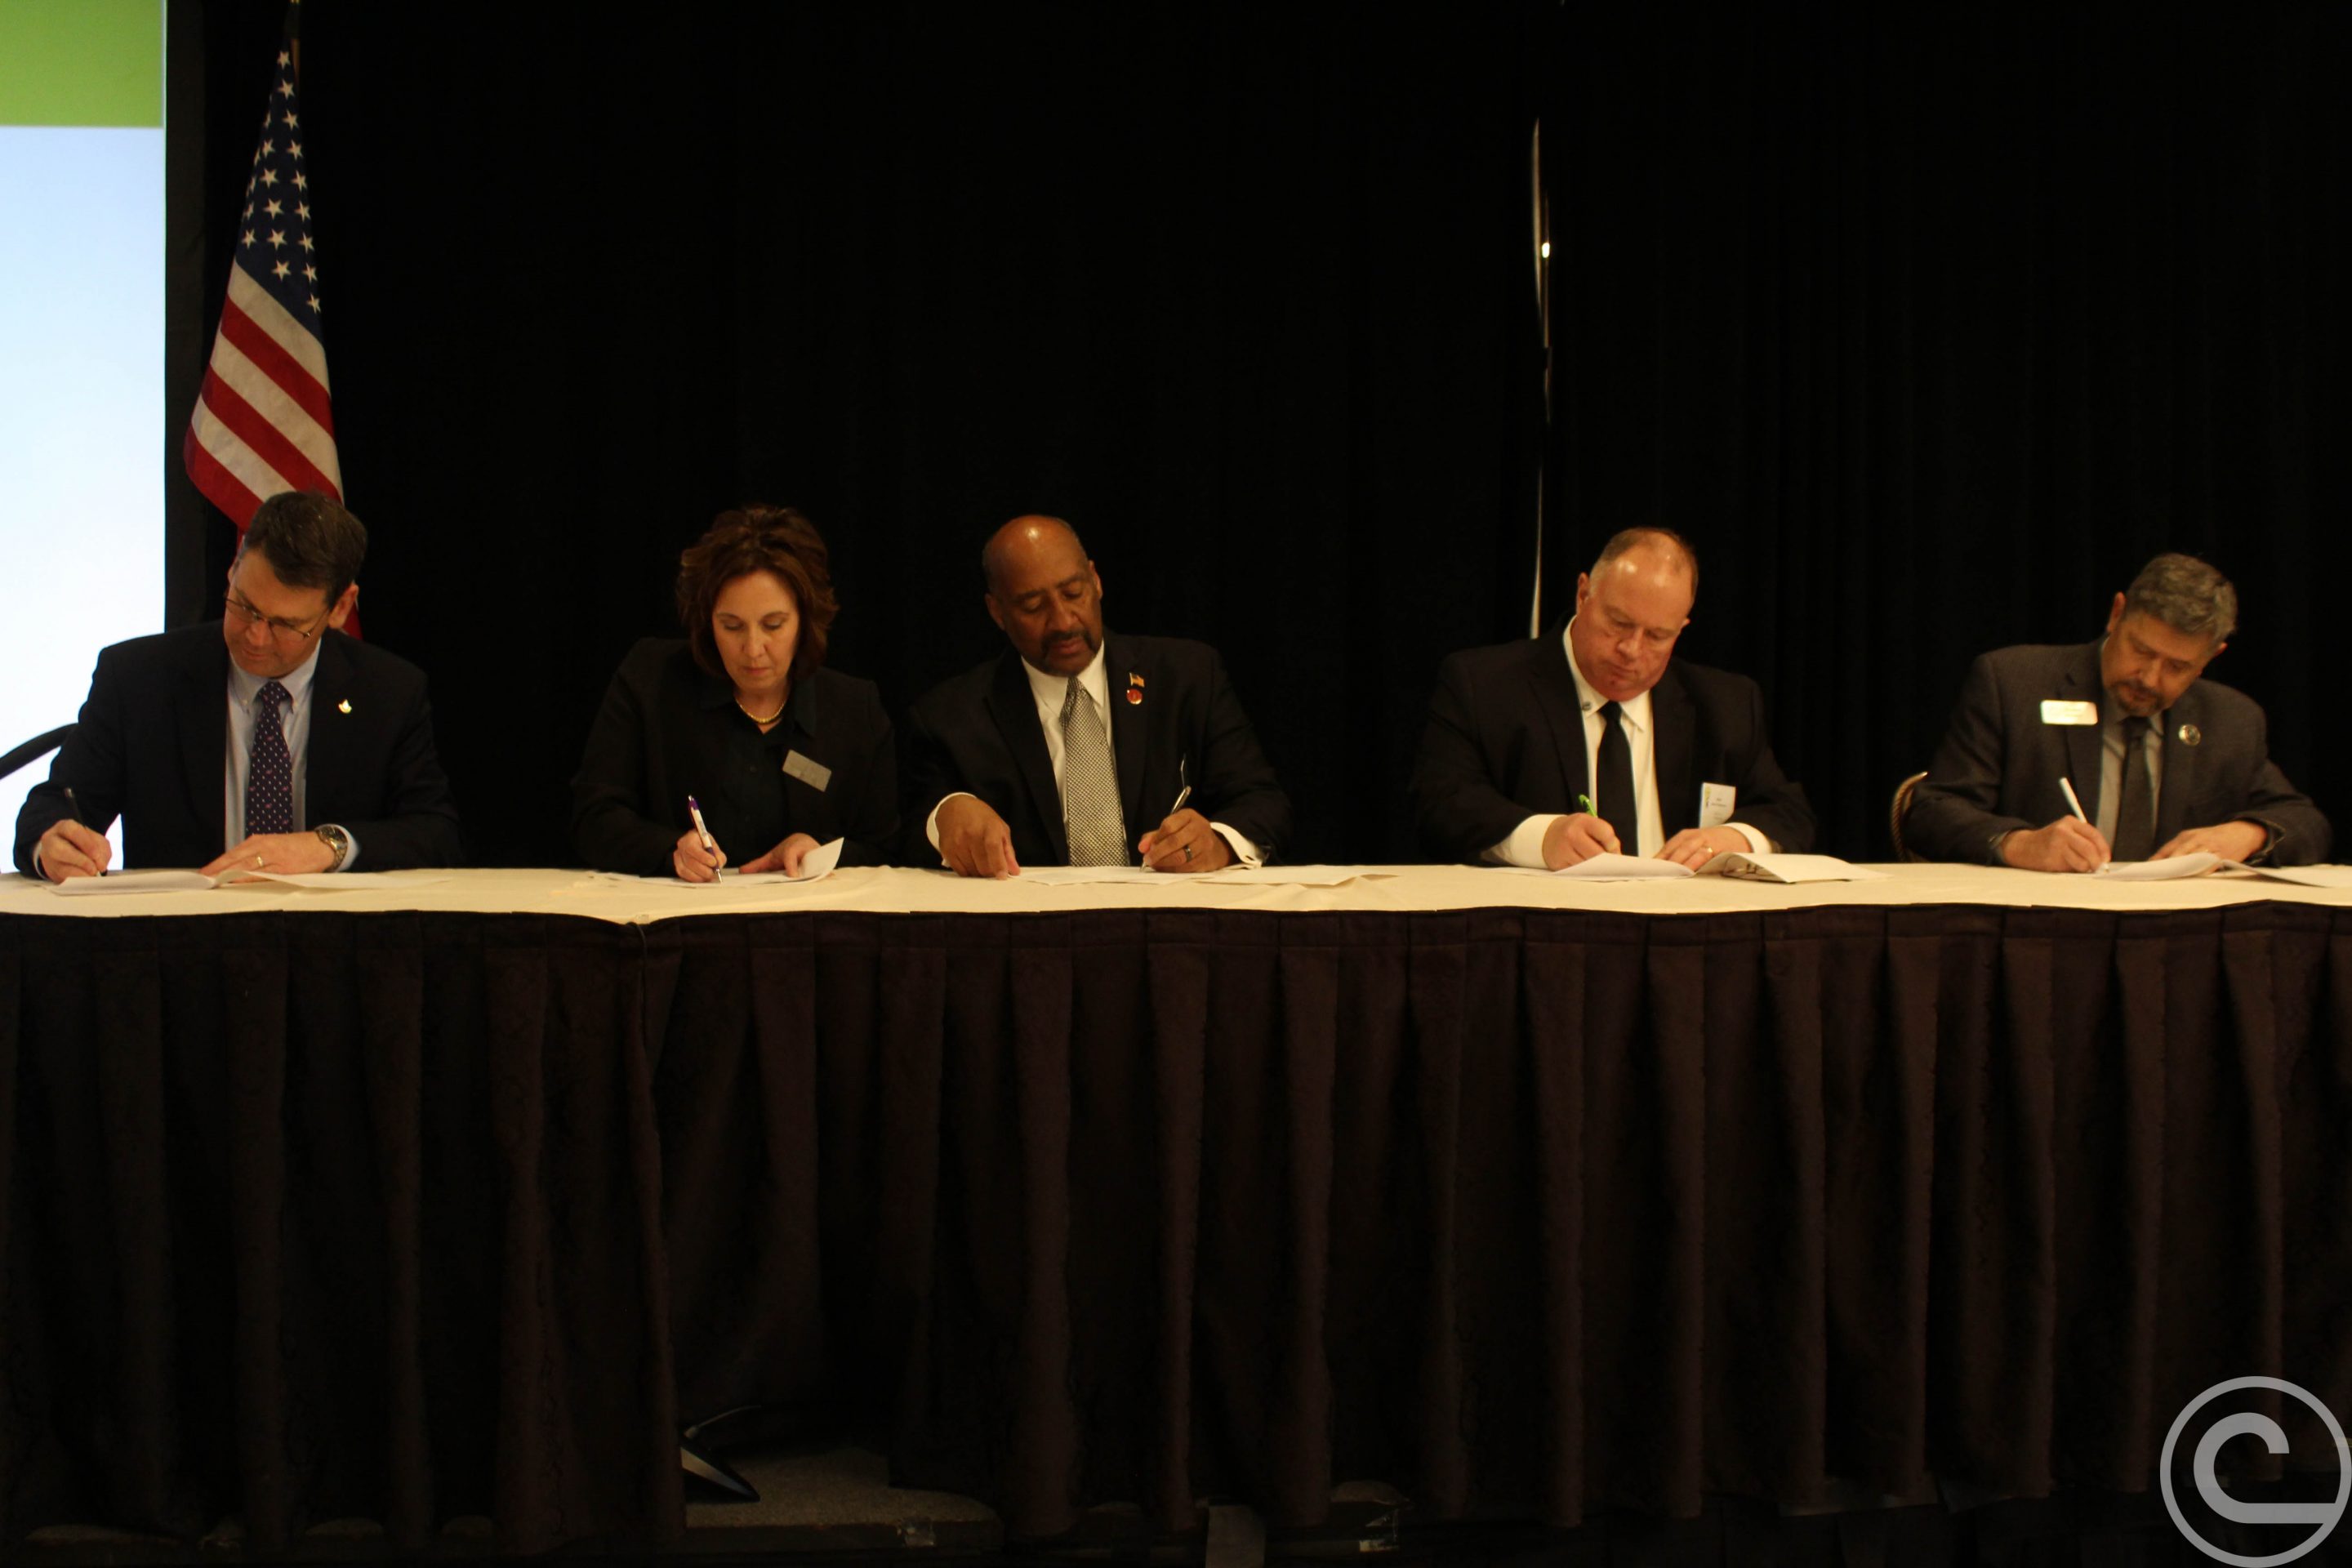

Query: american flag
[183,41,341,527]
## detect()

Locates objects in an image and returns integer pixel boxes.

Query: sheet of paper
[1017,866,1175,886]
[1211,865,1391,887]
[2221,862,2352,888]
[785,835,843,882]
[910,862,1396,889]
[1697,853,1891,884]
[51,869,216,894]
[53,868,450,895]
[1492,853,1693,881]
[2094,853,2221,880]
[679,837,846,885]
[218,870,453,891]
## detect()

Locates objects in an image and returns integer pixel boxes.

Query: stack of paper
[51,867,443,895]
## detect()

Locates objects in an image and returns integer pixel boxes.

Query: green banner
[0,1,163,127]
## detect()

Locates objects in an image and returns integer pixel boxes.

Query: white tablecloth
[4,862,2350,924]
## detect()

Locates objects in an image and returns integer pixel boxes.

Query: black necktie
[1596,701,1639,854]
[2114,715,2155,861]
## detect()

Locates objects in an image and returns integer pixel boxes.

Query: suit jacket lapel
[180,636,229,849]
[1533,634,1591,808]
[1104,635,1150,848]
[1651,668,1698,836]
[2061,645,2106,822]
[308,633,355,819]
[988,652,1067,863]
[2154,686,2204,846]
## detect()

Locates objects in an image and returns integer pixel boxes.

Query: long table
[1,866,2345,1552]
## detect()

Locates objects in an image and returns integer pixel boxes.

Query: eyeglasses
[225,592,329,644]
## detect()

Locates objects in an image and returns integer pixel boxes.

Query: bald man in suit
[1413,528,1814,867]
[902,515,1290,876]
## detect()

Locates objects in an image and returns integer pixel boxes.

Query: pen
[1577,793,1596,816]
[2058,777,2088,823]
[686,795,717,855]
[64,786,86,826]
[1170,757,1192,817]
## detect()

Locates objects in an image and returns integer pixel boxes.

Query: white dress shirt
[1488,621,1771,868]
[225,643,359,866]
[926,643,1263,866]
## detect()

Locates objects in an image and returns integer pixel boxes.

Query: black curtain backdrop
[166,3,2348,867]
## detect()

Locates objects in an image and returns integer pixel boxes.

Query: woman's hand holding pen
[673,827,726,881]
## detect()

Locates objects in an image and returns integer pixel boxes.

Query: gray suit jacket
[1904,639,2330,865]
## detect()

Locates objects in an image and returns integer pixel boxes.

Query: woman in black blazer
[572,505,898,877]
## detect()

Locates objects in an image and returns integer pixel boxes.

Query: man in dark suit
[1412,528,1814,867]
[1904,553,2328,870]
[16,491,461,880]
[903,514,1290,876]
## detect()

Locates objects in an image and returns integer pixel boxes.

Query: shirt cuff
[1208,823,1262,869]
[1486,814,1561,870]
[924,793,976,867]
[1729,822,1772,855]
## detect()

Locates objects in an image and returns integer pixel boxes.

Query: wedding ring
[1183,843,1193,862]
[254,854,265,867]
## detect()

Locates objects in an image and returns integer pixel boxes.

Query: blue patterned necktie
[247,679,294,835]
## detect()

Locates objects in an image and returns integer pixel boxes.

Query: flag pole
[181,0,344,541]
[1527,118,1553,638]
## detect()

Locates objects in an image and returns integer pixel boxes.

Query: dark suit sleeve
[1722,678,1818,853]
[1904,653,2034,865]
[12,648,131,877]
[571,654,683,877]
[896,698,960,867]
[2221,710,2332,866]
[835,682,900,868]
[1195,649,1291,863]
[1410,652,1540,862]
[336,675,463,870]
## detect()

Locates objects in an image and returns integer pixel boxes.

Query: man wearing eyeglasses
[14,491,461,881]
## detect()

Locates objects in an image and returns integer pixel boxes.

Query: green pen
[1577,793,1596,816]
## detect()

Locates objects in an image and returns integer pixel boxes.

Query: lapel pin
[1129,672,1145,688]
[2177,723,2200,746]
[337,698,352,714]
[1125,688,1142,705]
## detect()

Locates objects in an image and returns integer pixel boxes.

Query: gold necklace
[734,692,786,725]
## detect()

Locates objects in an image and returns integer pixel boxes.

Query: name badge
[1699,782,1736,828]
[782,750,832,791]
[2040,699,2099,726]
